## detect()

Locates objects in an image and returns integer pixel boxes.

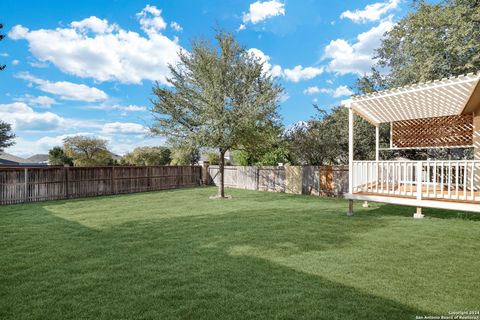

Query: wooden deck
[355,182,480,201]
[349,182,480,212]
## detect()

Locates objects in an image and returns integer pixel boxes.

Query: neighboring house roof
[25,154,49,163]
[109,152,122,161]
[0,152,28,164]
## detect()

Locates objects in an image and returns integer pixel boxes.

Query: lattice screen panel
[392,113,473,148]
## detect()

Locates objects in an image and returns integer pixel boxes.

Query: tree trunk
[218,150,226,197]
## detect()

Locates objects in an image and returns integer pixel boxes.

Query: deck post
[347,105,354,216]
[416,161,423,201]
[414,161,425,218]
[363,125,379,210]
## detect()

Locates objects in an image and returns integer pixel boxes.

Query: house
[0,152,29,165]
[342,71,480,217]
[25,154,49,165]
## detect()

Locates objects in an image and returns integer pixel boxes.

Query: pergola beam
[343,72,480,124]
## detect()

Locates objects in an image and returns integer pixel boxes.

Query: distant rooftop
[25,154,49,163]
[0,152,28,164]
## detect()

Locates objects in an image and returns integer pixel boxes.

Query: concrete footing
[362,201,369,208]
[413,207,424,219]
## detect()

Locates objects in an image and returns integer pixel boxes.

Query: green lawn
[1,187,479,320]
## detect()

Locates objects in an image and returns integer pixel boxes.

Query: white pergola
[341,71,480,217]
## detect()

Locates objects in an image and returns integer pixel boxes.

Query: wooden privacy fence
[0,165,202,205]
[207,165,348,196]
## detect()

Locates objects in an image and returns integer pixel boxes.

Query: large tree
[375,0,480,87]
[63,136,112,166]
[122,146,171,166]
[48,146,74,166]
[0,121,15,152]
[285,105,389,165]
[151,31,283,197]
[0,23,5,71]
[170,145,200,165]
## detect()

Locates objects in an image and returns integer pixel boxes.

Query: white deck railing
[352,160,480,202]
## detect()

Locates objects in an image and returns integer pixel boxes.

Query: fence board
[0,165,202,205]
[208,165,347,196]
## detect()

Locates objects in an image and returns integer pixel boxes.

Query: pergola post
[363,125,380,209]
[347,105,354,216]
[474,111,480,190]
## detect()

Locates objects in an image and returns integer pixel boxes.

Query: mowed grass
[1,187,479,320]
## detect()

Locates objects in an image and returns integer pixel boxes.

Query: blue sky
[0,0,410,157]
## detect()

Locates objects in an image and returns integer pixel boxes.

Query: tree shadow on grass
[0,204,433,320]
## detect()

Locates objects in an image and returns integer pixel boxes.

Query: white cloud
[71,16,118,34]
[7,133,105,157]
[86,103,148,112]
[8,25,29,39]
[16,72,108,102]
[12,59,20,65]
[15,95,58,108]
[0,102,65,131]
[303,85,353,98]
[323,18,394,75]
[340,0,399,23]
[137,4,167,35]
[249,48,324,82]
[28,60,48,68]
[242,0,285,27]
[303,86,329,95]
[8,134,166,158]
[9,5,182,85]
[101,122,147,135]
[283,65,324,82]
[0,53,9,57]
[170,21,183,32]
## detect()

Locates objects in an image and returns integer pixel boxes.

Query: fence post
[202,161,210,185]
[24,168,28,203]
[64,165,69,199]
[111,166,116,194]
[148,166,152,191]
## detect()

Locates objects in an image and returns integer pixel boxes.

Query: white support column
[347,105,354,216]
[473,111,480,190]
[363,124,379,209]
[348,106,354,195]
[390,122,393,149]
[414,161,424,219]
